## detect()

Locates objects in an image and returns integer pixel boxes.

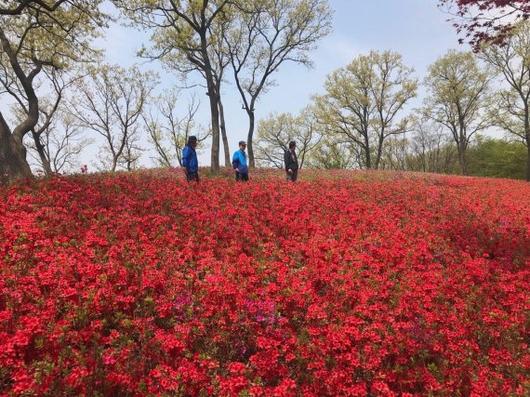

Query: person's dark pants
[186,171,199,182]
[235,171,249,182]
[286,170,298,182]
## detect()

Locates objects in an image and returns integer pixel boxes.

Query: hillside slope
[1,170,528,396]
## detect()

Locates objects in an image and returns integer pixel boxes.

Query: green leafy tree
[423,50,492,175]
[0,0,107,181]
[481,22,530,181]
[313,51,417,170]
[467,136,527,179]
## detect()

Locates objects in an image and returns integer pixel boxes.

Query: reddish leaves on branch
[441,0,530,50]
[0,169,528,396]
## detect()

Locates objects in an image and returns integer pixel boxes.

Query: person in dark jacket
[232,141,249,181]
[284,141,299,182]
[182,136,199,182]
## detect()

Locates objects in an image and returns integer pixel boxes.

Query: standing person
[232,141,249,181]
[182,136,199,182]
[284,141,299,182]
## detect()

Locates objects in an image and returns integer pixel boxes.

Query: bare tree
[145,90,209,168]
[407,119,457,173]
[120,134,144,172]
[26,110,90,174]
[225,0,333,168]
[379,135,409,171]
[70,65,156,172]
[255,109,321,169]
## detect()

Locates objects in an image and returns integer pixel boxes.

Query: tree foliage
[313,51,417,170]
[255,109,321,169]
[481,22,530,180]
[307,138,358,169]
[114,0,235,173]
[0,0,72,15]
[0,0,107,180]
[467,136,527,179]
[423,50,491,175]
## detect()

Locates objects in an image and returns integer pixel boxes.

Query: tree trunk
[247,110,256,168]
[32,130,53,175]
[0,112,33,182]
[375,136,384,170]
[526,138,530,182]
[208,84,221,173]
[364,137,372,169]
[524,110,530,182]
[218,98,230,167]
[198,30,220,174]
[458,143,468,176]
[111,156,118,173]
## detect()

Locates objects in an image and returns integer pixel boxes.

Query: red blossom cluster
[440,0,530,50]
[0,170,528,396]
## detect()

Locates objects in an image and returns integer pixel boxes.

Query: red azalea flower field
[0,170,528,396]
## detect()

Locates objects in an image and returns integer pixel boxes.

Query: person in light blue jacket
[182,136,199,182]
[232,141,249,181]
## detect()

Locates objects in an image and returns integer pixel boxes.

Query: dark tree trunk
[458,143,468,176]
[0,112,33,182]
[198,29,221,174]
[364,135,372,169]
[218,98,230,167]
[32,130,53,175]
[207,81,221,173]
[247,110,256,168]
[375,136,384,170]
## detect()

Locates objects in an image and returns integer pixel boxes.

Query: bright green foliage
[481,22,530,180]
[423,50,492,175]
[313,51,417,170]
[467,137,527,179]
[0,1,107,69]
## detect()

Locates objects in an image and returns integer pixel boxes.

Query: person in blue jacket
[232,141,249,181]
[182,136,199,182]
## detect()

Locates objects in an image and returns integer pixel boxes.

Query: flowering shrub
[0,170,528,396]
